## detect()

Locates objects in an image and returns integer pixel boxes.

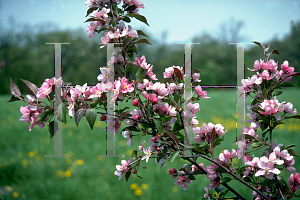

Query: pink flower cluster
[114,157,132,180]
[37,77,61,99]
[133,56,157,80]
[288,173,300,192]
[193,122,227,143]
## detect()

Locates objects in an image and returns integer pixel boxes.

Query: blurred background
[1,0,300,199]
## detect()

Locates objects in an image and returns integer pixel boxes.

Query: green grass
[0,88,300,199]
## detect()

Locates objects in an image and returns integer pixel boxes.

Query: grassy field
[0,88,300,200]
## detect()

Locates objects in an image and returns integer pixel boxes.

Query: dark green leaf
[127,13,149,26]
[19,78,38,97]
[37,110,51,122]
[7,95,22,102]
[135,67,143,79]
[286,144,296,149]
[170,151,179,163]
[84,17,106,23]
[132,150,138,160]
[173,122,183,132]
[122,16,131,22]
[125,65,133,73]
[48,121,58,139]
[285,115,300,119]
[220,177,232,184]
[236,134,257,141]
[97,28,108,33]
[125,171,131,182]
[188,175,196,180]
[127,45,138,54]
[274,90,283,96]
[86,108,97,129]
[134,39,152,45]
[136,30,149,37]
[153,118,163,134]
[85,7,99,17]
[174,94,180,104]
[277,82,295,88]
[243,176,252,183]
[75,108,86,127]
[214,167,227,173]
[288,149,300,157]
[10,78,21,98]
[165,130,179,147]
[237,165,252,174]
[213,138,224,148]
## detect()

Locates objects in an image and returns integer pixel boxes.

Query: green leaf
[86,108,97,129]
[170,151,179,163]
[165,130,180,147]
[48,121,58,139]
[286,144,296,149]
[135,67,143,79]
[174,94,180,104]
[237,165,252,174]
[132,150,138,160]
[134,39,152,45]
[285,115,300,119]
[112,3,119,15]
[160,78,175,84]
[274,90,283,96]
[213,138,224,148]
[84,17,106,23]
[214,167,227,173]
[188,175,196,180]
[75,108,86,127]
[173,122,183,132]
[62,103,67,124]
[262,88,268,98]
[277,82,295,88]
[153,118,164,134]
[288,149,300,157]
[7,95,22,102]
[251,98,261,106]
[127,13,149,26]
[122,16,131,22]
[125,65,133,73]
[251,142,263,148]
[19,78,38,97]
[125,171,131,182]
[243,176,252,183]
[97,28,108,33]
[236,134,257,141]
[127,44,138,54]
[137,30,149,37]
[85,7,99,17]
[220,177,232,184]
[37,110,51,122]
[10,78,21,98]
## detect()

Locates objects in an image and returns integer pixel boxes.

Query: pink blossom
[259,70,274,80]
[99,114,106,121]
[121,77,134,93]
[281,60,294,74]
[192,72,201,82]
[258,96,281,120]
[255,156,282,179]
[263,59,278,71]
[19,105,45,131]
[175,171,192,190]
[37,82,52,99]
[88,84,103,99]
[248,59,265,71]
[194,86,210,99]
[133,55,149,69]
[219,149,237,163]
[138,140,145,155]
[288,173,300,192]
[147,65,158,80]
[114,158,132,180]
[97,67,107,82]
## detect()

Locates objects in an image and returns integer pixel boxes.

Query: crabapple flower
[288,173,300,192]
[97,67,107,82]
[259,70,274,80]
[248,59,265,71]
[194,86,210,99]
[175,171,192,190]
[132,99,139,106]
[255,154,283,179]
[37,82,52,99]
[141,146,152,163]
[114,158,132,180]
[258,96,282,120]
[20,105,45,131]
[204,186,210,199]
[122,130,132,147]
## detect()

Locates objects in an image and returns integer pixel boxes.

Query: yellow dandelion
[134,188,142,196]
[94,121,101,127]
[130,183,138,190]
[28,151,35,158]
[141,184,148,190]
[172,187,178,192]
[21,194,26,199]
[75,159,84,165]
[6,186,13,192]
[22,159,28,167]
[64,169,72,177]
[12,192,19,198]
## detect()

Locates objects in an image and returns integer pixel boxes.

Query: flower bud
[169,168,177,175]
[156,147,160,151]
[133,115,139,120]
[152,97,158,105]
[132,170,137,174]
[100,114,106,121]
[132,99,139,106]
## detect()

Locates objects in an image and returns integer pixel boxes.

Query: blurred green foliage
[1,20,300,94]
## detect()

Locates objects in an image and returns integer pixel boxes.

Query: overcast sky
[1,0,300,45]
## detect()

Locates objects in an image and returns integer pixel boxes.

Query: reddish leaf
[165,130,179,148]
[84,18,106,23]
[10,78,21,98]
[19,78,38,97]
[173,68,183,81]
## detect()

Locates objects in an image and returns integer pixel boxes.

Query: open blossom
[141,146,152,163]
[97,67,107,82]
[194,86,210,99]
[133,55,149,69]
[255,152,283,179]
[37,82,52,99]
[238,74,262,95]
[219,149,237,163]
[20,105,45,131]
[248,59,265,71]
[122,130,132,147]
[258,96,282,120]
[175,171,192,190]
[114,158,132,180]
[121,77,134,93]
